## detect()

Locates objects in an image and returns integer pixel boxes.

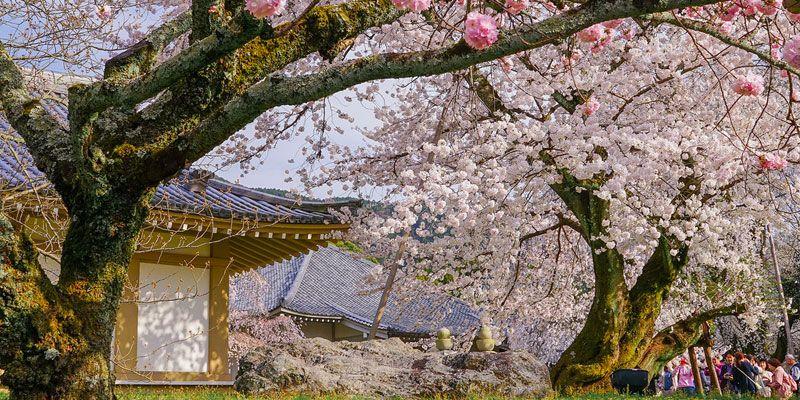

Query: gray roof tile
[0,100,355,224]
[231,246,481,336]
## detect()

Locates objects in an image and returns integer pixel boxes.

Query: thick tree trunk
[550,292,657,392]
[548,173,686,391]
[0,187,150,399]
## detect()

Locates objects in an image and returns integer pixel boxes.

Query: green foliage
[332,241,380,264]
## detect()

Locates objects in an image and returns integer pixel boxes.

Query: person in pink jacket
[767,358,798,399]
[675,358,696,395]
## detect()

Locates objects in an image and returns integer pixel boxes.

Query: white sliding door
[136,262,210,373]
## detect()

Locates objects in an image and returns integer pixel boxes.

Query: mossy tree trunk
[0,182,152,399]
[547,170,740,391]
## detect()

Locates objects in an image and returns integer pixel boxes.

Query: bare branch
[104,11,193,81]
[0,44,73,189]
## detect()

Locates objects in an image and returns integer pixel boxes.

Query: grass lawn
[0,388,758,400]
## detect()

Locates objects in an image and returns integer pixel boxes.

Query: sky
[210,87,386,199]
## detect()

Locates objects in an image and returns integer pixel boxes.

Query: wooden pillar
[767,224,794,356]
[208,265,230,377]
[368,234,409,340]
[209,237,232,379]
[703,322,722,395]
[688,346,705,395]
[114,256,140,378]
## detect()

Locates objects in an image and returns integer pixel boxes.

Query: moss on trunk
[0,186,151,400]
[548,172,690,392]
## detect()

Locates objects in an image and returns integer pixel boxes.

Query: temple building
[0,75,355,385]
[231,246,480,342]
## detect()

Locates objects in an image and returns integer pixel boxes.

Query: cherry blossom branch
[519,221,564,244]
[128,0,403,177]
[645,12,800,77]
[148,0,725,175]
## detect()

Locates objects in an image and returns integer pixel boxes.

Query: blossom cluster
[203,0,800,360]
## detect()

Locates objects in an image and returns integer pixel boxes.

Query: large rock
[235,337,552,397]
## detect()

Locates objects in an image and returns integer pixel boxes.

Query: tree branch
[145,0,723,179]
[104,11,193,81]
[124,0,402,179]
[637,303,745,374]
[80,12,273,113]
[644,12,800,77]
[519,222,564,243]
[0,44,73,190]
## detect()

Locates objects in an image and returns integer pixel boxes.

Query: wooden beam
[229,240,280,267]
[225,246,267,271]
[231,237,288,263]
[688,346,704,395]
[258,237,305,258]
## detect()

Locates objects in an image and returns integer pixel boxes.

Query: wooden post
[368,235,409,340]
[688,346,705,395]
[702,323,722,395]
[767,224,794,356]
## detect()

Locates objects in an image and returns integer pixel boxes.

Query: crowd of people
[659,352,800,398]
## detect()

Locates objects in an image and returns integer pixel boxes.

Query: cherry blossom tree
[237,0,800,391]
[0,0,797,398]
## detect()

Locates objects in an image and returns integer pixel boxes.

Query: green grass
[0,388,758,400]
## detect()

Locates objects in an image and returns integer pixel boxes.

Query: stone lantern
[435,328,453,351]
[474,325,495,352]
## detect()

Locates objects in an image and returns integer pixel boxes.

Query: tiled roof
[230,246,481,336]
[0,98,356,224]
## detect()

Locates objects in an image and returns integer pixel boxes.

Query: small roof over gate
[231,246,481,338]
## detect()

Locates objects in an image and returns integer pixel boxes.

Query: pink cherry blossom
[719,21,734,35]
[621,27,637,40]
[464,12,498,50]
[738,0,760,16]
[505,0,529,15]
[784,36,800,68]
[208,4,219,13]
[771,42,782,58]
[245,0,285,18]
[580,98,600,116]
[577,24,607,43]
[732,74,765,96]
[758,153,788,170]
[788,12,800,22]
[392,0,431,12]
[591,35,614,53]
[96,5,112,19]
[602,19,624,29]
[720,4,741,21]
[757,0,781,15]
